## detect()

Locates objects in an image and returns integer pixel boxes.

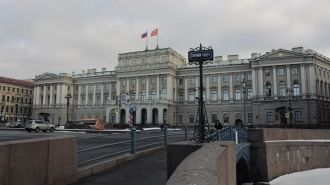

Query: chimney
[228,55,239,60]
[292,47,304,53]
[102,68,106,72]
[251,53,258,58]
[82,70,85,74]
[87,69,90,74]
[72,71,75,77]
[215,56,223,61]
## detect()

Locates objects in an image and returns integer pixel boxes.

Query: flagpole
[157,28,159,49]
[146,29,148,51]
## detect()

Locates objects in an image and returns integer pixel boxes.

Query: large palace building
[0,76,34,123]
[33,46,330,128]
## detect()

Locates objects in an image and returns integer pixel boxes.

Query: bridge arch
[236,143,251,184]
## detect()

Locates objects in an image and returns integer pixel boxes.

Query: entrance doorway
[280,111,287,127]
[152,108,158,124]
[120,109,126,124]
[141,108,147,125]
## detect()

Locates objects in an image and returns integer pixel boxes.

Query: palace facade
[33,46,330,128]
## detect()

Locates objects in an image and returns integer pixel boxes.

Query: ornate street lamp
[65,94,72,123]
[241,78,246,127]
[286,88,293,128]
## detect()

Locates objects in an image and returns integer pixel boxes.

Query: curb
[77,146,167,180]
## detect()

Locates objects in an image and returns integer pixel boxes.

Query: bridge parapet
[249,128,330,182]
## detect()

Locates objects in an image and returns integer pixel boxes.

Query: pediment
[35,73,59,80]
[258,49,305,60]
[222,85,229,88]
[209,86,217,89]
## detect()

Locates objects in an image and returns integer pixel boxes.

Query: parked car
[25,120,56,133]
[78,118,105,130]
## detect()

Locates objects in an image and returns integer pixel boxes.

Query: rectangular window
[235,113,241,120]
[8,87,10,91]
[235,89,241,100]
[211,114,217,123]
[97,84,101,90]
[112,95,117,100]
[162,76,166,83]
[295,111,301,121]
[162,89,167,99]
[178,115,183,124]
[68,86,70,90]
[189,115,194,123]
[247,89,252,99]
[141,78,146,84]
[151,90,156,100]
[265,69,270,76]
[178,92,184,102]
[114,84,117,88]
[89,85,93,90]
[223,114,229,123]
[11,107,13,113]
[81,97,85,105]
[212,76,216,83]
[12,88,15,92]
[76,86,78,91]
[89,97,93,105]
[105,84,109,89]
[278,68,284,75]
[97,96,101,105]
[189,78,194,84]
[141,91,146,100]
[179,79,183,85]
[267,112,273,122]
[74,97,78,105]
[223,90,229,100]
[17,89,19,93]
[223,75,228,82]
[151,77,156,84]
[131,79,136,85]
[247,74,252,81]
[82,85,85,91]
[189,92,195,101]
[248,113,253,123]
[211,90,217,101]
[292,67,298,75]
[122,79,126,86]
[235,74,240,81]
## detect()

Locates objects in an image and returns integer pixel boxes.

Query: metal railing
[209,125,248,142]
[77,126,192,166]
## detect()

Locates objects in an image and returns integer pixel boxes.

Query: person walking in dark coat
[214,119,223,130]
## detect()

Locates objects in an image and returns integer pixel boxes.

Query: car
[25,120,56,133]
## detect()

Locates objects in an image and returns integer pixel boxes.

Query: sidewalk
[72,149,167,185]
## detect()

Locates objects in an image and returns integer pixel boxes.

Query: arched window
[265,82,272,97]
[279,81,285,96]
[293,81,300,96]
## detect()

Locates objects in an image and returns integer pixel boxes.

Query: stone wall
[0,136,78,185]
[249,128,330,182]
[167,141,236,185]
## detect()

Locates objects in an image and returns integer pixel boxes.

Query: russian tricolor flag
[141,31,147,38]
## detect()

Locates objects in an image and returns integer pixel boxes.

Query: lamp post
[286,88,293,128]
[14,97,20,122]
[65,94,72,123]
[241,78,246,127]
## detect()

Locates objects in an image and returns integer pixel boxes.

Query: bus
[78,118,105,130]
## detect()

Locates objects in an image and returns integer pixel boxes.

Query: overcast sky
[1,0,330,80]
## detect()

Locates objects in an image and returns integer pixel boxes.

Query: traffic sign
[114,106,119,114]
[285,113,289,118]
[188,50,213,62]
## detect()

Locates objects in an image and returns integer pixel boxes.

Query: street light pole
[286,88,293,128]
[65,94,72,123]
[241,78,246,127]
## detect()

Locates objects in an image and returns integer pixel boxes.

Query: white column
[115,79,120,124]
[167,75,172,101]
[218,74,221,103]
[101,83,104,105]
[258,67,264,98]
[126,77,129,93]
[308,63,316,95]
[33,86,37,106]
[93,84,96,106]
[173,76,177,101]
[195,76,199,98]
[109,83,112,102]
[206,75,210,103]
[85,84,88,106]
[156,75,160,99]
[49,84,53,105]
[300,64,306,97]
[252,67,257,100]
[78,85,81,107]
[272,65,277,99]
[146,76,149,99]
[56,84,60,105]
[136,107,141,124]
[147,106,152,124]
[286,65,291,88]
[36,86,40,105]
[116,78,121,96]
[43,85,46,106]
[61,84,66,105]
[184,77,188,102]
[229,73,233,103]
[136,78,139,99]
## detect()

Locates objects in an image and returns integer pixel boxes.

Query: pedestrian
[57,123,60,128]
[160,123,164,131]
[214,119,223,130]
